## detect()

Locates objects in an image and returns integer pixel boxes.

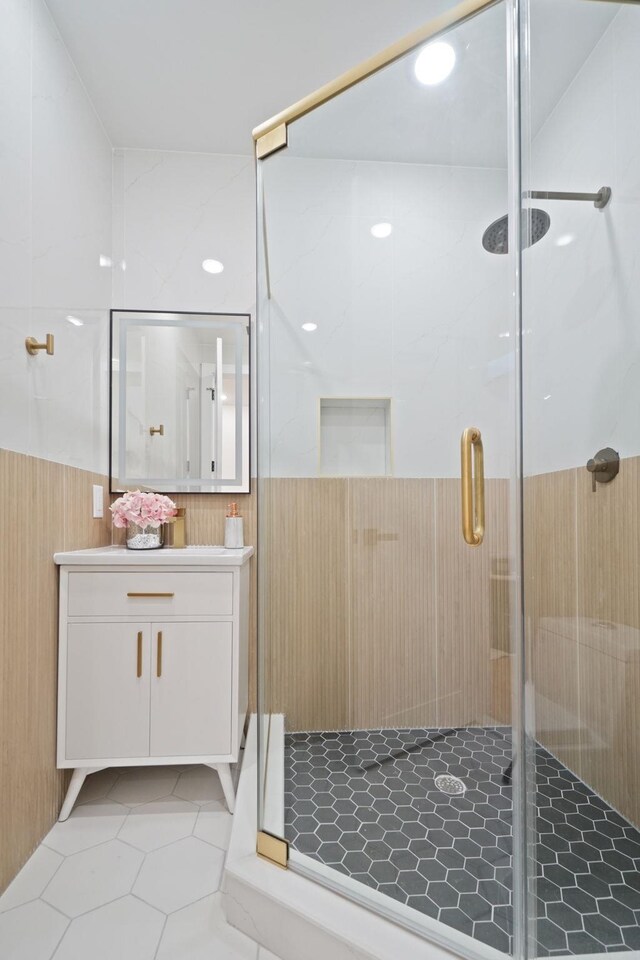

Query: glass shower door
[256,0,524,956]
[521,0,640,956]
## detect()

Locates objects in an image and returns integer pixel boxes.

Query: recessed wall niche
[319,398,392,477]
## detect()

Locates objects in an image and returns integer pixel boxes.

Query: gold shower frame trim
[253,0,638,159]
[253,0,498,157]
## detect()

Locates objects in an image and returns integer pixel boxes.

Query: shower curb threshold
[223,716,504,960]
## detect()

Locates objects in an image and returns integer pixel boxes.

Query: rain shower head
[482,208,550,255]
[482,185,611,255]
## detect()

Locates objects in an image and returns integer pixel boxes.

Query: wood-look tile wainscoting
[262,466,638,828]
[0,449,112,895]
[4,455,634,895]
[164,492,257,715]
[525,456,640,828]
[262,477,512,734]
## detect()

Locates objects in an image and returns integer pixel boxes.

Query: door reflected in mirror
[110,311,250,493]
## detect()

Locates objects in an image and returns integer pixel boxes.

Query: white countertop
[54,545,254,566]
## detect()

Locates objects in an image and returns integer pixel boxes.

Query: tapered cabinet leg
[58,767,103,821]
[208,762,235,813]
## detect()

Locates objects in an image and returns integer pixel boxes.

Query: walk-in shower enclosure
[255,1,640,958]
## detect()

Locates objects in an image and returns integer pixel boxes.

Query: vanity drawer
[67,571,233,618]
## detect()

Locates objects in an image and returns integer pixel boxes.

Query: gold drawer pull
[461,426,485,547]
[127,592,175,598]
[157,631,163,678]
[136,631,143,678]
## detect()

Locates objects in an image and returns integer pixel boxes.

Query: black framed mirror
[110,310,250,493]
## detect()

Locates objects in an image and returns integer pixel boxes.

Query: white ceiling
[289,2,509,167]
[45,0,454,155]
[289,0,618,166]
[46,0,618,164]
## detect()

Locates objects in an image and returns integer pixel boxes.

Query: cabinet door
[66,623,150,760]
[150,622,233,757]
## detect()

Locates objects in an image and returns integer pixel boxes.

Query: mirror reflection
[110,310,250,493]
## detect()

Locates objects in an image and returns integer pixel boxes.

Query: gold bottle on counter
[167,508,186,548]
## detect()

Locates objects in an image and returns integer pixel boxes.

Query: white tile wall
[261,5,640,481]
[0,0,32,311]
[30,0,112,312]
[0,0,258,480]
[261,157,513,478]
[112,149,255,315]
[3,0,636,485]
[0,0,112,474]
[524,5,640,475]
[112,147,257,477]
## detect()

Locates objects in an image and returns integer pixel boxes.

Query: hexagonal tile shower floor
[284,727,640,956]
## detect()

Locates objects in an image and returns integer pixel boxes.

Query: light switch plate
[92,484,104,519]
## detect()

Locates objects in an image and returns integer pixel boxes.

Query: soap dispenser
[224,502,244,549]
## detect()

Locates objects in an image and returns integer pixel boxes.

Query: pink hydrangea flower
[110,491,177,529]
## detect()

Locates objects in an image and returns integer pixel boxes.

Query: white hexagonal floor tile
[173,766,224,805]
[43,800,129,857]
[133,836,224,913]
[108,767,179,806]
[156,892,257,960]
[53,895,165,960]
[42,840,143,918]
[118,797,199,852]
[0,899,68,960]
[0,845,63,913]
[76,769,121,805]
[193,801,232,851]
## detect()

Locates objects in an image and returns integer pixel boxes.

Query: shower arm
[529,186,611,209]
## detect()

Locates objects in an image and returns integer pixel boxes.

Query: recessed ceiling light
[555,233,575,247]
[414,41,456,86]
[371,222,393,239]
[543,394,552,400]
[202,259,224,274]
[66,315,83,326]
[301,322,318,332]
[99,254,112,267]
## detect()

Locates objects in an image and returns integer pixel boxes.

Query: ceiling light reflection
[202,259,224,274]
[414,42,456,86]
[370,222,393,239]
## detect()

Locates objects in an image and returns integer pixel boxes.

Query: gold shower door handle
[157,631,163,678]
[136,631,143,678]
[461,427,485,546]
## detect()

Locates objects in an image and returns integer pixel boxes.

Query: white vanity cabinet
[54,546,253,820]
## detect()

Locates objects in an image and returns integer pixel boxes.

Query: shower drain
[434,774,466,796]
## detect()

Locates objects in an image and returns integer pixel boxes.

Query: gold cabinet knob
[149,424,165,436]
